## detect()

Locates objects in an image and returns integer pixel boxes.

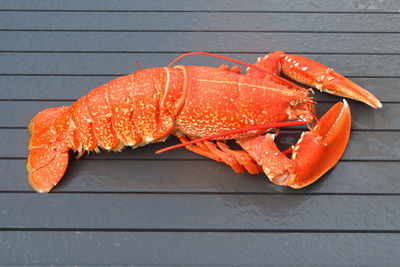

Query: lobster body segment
[175,66,313,138]
[27,52,382,193]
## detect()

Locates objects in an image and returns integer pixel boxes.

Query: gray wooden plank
[1,231,400,265]
[0,76,397,102]
[1,101,396,130]
[1,32,399,53]
[2,159,400,194]
[0,0,398,12]
[1,193,400,230]
[1,101,71,127]
[3,129,400,160]
[2,12,400,32]
[0,76,116,100]
[0,53,397,78]
[0,1,397,265]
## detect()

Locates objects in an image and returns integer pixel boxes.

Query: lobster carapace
[27,51,381,193]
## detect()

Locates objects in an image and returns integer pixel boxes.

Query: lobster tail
[27,106,70,193]
[26,68,183,193]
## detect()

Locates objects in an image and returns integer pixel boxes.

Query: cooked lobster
[27,51,382,193]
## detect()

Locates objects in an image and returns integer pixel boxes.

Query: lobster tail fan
[27,106,70,193]
[27,146,69,193]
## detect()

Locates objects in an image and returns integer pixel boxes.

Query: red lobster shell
[27,51,381,193]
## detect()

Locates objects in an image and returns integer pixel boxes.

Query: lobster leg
[177,136,262,174]
[177,135,220,162]
[218,64,242,74]
[177,135,245,173]
[237,100,351,189]
[216,142,263,174]
[247,51,382,109]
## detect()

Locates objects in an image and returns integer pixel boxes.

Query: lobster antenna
[136,61,143,70]
[155,120,308,154]
[167,51,305,92]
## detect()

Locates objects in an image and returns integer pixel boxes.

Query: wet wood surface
[0,0,399,265]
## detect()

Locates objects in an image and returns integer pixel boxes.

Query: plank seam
[0,10,399,14]
[0,228,400,233]
[2,30,400,34]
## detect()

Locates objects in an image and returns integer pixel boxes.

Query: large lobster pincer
[27,51,381,192]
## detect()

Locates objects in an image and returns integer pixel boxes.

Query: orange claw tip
[281,53,381,109]
[317,99,351,141]
[322,70,382,109]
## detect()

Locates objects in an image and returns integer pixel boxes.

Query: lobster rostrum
[27,51,382,193]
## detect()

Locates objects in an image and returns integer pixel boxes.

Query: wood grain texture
[1,159,400,194]
[1,53,397,77]
[2,12,400,32]
[1,193,400,230]
[1,32,399,53]
[1,0,398,12]
[2,232,400,265]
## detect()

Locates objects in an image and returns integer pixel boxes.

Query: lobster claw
[280,54,382,109]
[248,51,382,109]
[237,100,351,189]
